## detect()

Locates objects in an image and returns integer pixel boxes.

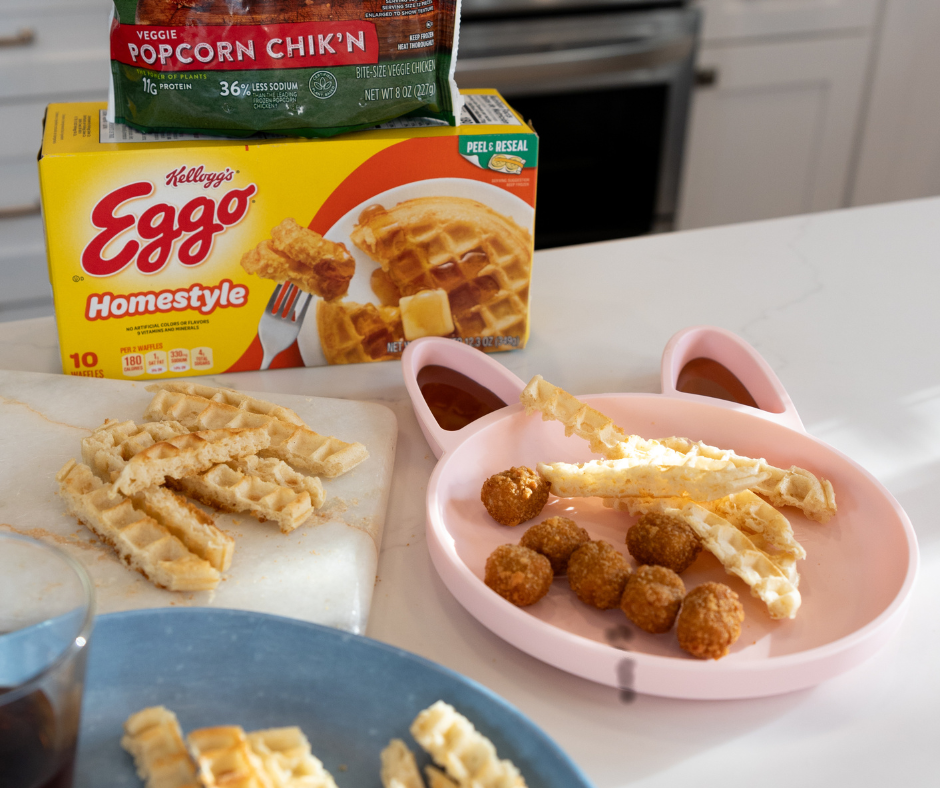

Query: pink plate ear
[661,325,804,432]
[402,337,526,458]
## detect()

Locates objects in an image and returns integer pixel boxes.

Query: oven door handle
[455,34,695,89]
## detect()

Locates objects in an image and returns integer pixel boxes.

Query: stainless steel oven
[456,0,700,248]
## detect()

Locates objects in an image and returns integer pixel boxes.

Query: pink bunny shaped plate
[401,327,918,699]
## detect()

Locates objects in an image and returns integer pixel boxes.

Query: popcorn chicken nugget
[481,466,550,526]
[626,512,702,574]
[620,565,685,634]
[519,516,590,575]
[567,541,631,610]
[677,582,745,660]
[485,544,553,607]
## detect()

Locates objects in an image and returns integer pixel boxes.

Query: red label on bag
[110,19,380,71]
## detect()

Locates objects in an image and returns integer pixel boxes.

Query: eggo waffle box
[38,90,537,380]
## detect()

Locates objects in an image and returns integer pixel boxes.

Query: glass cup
[0,533,95,788]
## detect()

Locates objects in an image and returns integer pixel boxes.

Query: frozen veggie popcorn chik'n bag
[108,0,462,137]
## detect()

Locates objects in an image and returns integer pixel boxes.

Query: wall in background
[850,0,940,206]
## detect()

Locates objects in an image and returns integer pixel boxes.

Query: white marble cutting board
[0,370,397,634]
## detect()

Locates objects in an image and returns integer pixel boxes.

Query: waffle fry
[122,706,200,788]
[82,419,190,482]
[616,497,801,619]
[144,389,368,478]
[170,463,315,534]
[537,457,767,502]
[148,382,305,425]
[110,427,271,497]
[410,701,526,788]
[57,460,220,591]
[247,728,338,788]
[381,739,424,788]
[351,198,532,344]
[132,484,234,572]
[316,299,404,365]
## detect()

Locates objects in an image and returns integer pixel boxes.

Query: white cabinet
[0,1,111,321]
[677,0,880,230]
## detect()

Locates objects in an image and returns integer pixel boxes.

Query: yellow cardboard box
[38,91,537,380]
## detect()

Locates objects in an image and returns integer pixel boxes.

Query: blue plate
[76,609,593,787]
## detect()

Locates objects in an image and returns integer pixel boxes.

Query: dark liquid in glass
[0,688,74,788]
[676,357,759,408]
[417,365,507,431]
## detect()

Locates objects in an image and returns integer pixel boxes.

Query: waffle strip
[229,455,325,509]
[520,375,635,458]
[425,767,460,788]
[247,728,339,788]
[410,701,526,788]
[122,706,200,788]
[522,375,836,522]
[699,490,805,584]
[144,389,368,478]
[380,739,424,788]
[616,497,802,619]
[169,463,314,534]
[538,457,767,502]
[132,484,234,572]
[189,725,338,788]
[82,419,190,482]
[57,460,220,591]
[148,382,305,425]
[662,436,837,522]
[111,427,271,497]
[188,726,272,788]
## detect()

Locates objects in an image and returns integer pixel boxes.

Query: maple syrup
[676,357,759,408]
[0,687,75,788]
[418,364,507,430]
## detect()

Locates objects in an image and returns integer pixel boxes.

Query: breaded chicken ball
[620,564,686,634]
[567,540,631,610]
[676,582,745,660]
[626,512,702,574]
[520,516,591,575]
[485,544,554,606]
[481,466,551,526]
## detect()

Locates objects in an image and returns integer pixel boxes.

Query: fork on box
[257,283,312,370]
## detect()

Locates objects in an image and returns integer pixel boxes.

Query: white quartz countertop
[2,196,936,786]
